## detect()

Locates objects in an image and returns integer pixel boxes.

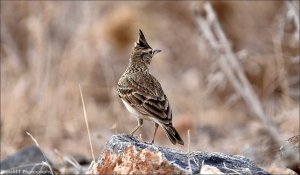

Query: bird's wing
[117,74,172,124]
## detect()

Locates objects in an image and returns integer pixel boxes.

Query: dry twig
[193,1,281,144]
[79,85,95,162]
[54,149,83,173]
[26,132,55,175]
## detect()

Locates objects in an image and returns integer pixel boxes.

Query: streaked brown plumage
[117,30,184,145]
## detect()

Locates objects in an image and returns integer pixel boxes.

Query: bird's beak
[153,49,162,55]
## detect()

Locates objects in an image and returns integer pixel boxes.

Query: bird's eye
[149,50,153,54]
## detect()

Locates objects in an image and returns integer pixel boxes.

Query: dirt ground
[1,1,299,174]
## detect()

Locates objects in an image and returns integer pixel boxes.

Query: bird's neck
[125,60,149,74]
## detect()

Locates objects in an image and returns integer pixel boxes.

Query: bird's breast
[121,99,151,120]
[122,99,139,116]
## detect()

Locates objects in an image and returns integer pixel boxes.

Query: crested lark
[117,30,184,145]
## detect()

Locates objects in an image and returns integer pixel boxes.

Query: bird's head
[130,29,161,65]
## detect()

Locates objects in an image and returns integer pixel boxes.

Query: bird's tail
[162,124,184,145]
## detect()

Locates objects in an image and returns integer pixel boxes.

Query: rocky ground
[1,134,299,174]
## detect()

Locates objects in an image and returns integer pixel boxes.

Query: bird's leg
[151,123,159,144]
[130,119,143,135]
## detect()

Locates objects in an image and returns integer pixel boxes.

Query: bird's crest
[135,29,152,49]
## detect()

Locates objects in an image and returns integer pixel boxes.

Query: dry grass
[1,1,299,173]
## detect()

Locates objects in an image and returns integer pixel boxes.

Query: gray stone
[101,133,270,174]
[0,145,54,175]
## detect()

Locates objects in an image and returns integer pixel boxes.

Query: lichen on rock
[88,134,270,174]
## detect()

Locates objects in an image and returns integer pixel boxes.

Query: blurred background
[1,1,299,173]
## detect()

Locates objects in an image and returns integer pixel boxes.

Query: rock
[0,145,54,175]
[89,134,270,174]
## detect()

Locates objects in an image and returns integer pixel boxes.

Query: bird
[117,29,184,145]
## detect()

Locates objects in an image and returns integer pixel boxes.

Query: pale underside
[122,99,154,121]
